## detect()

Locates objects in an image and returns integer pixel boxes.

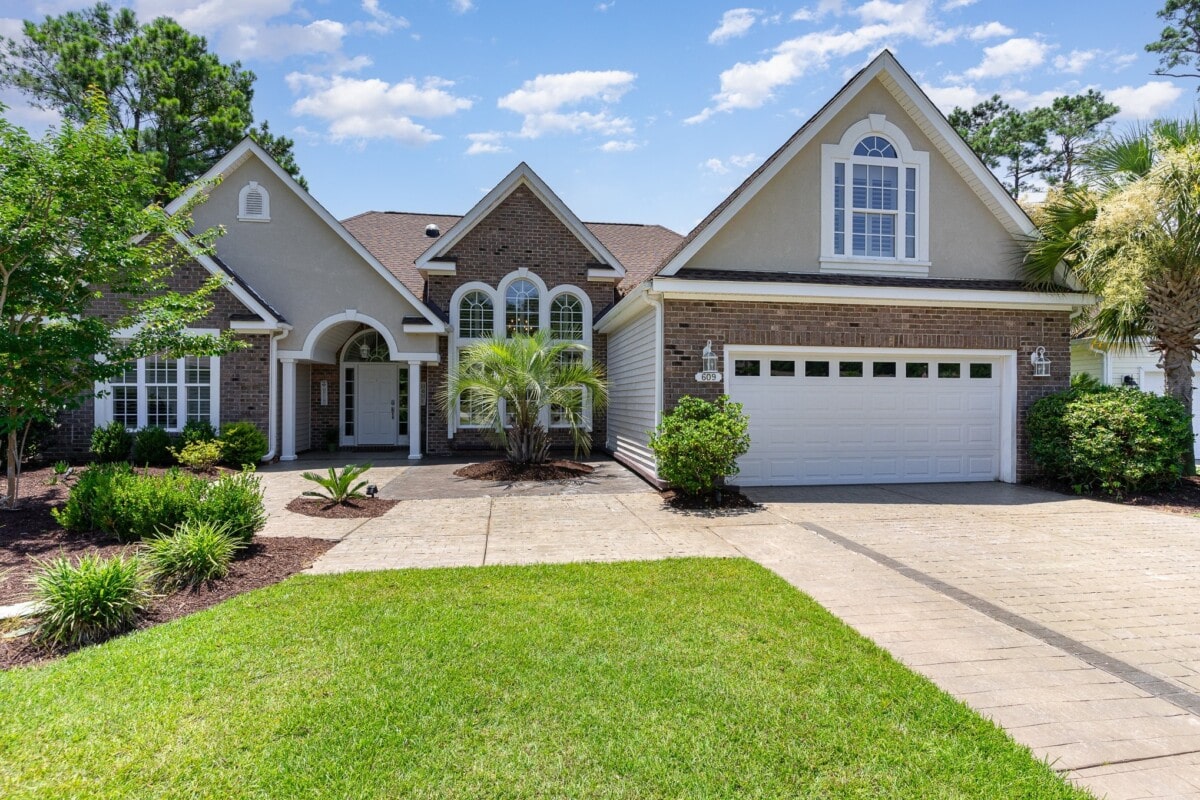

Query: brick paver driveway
[745,482,1200,800]
[264,468,1200,799]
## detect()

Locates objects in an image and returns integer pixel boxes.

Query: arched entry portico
[277,310,440,461]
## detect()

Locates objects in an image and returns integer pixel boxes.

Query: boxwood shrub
[89,421,132,463]
[131,426,174,467]
[219,422,268,468]
[1028,385,1193,496]
[649,394,751,498]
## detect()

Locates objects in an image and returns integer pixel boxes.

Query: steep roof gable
[413,162,626,282]
[163,138,445,327]
[658,49,1036,277]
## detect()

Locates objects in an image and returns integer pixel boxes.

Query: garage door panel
[732,351,1004,486]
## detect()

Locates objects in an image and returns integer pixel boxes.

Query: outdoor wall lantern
[359,341,373,360]
[1030,346,1051,378]
[695,340,723,383]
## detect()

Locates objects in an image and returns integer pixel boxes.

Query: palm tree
[442,331,608,465]
[1024,120,1200,449]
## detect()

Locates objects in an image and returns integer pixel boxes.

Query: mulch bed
[0,464,335,670]
[454,459,595,482]
[285,497,398,519]
[662,488,759,511]
[1034,474,1200,516]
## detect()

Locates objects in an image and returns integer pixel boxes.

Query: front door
[357,364,398,445]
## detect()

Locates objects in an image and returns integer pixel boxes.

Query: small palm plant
[301,463,372,505]
[442,331,608,465]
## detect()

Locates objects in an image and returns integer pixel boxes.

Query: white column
[407,360,422,460]
[280,357,297,461]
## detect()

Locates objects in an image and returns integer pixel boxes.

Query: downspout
[1087,340,1110,385]
[262,325,291,462]
[645,285,665,483]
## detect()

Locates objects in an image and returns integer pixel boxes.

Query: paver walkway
[257,465,1200,800]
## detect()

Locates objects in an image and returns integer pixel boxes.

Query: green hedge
[1028,385,1193,496]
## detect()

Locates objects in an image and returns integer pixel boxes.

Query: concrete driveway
[260,470,1200,800]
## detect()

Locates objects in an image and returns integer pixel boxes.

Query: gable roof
[342,212,682,296]
[657,49,1038,277]
[170,231,286,326]
[163,137,446,327]
[412,162,626,282]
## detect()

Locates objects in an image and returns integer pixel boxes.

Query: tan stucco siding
[684,78,1021,281]
[190,159,435,358]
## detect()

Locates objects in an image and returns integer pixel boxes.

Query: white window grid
[103,354,220,431]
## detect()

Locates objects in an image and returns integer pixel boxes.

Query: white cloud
[709,8,760,44]
[498,70,637,139]
[1109,81,1184,120]
[963,37,1048,80]
[600,139,638,152]
[941,0,976,8]
[360,0,409,33]
[1053,49,1098,75]
[688,0,961,122]
[967,21,1012,41]
[702,158,729,174]
[0,17,25,40]
[596,1,616,9]
[729,152,758,168]
[921,83,987,114]
[289,74,471,144]
[450,0,474,12]
[792,0,844,20]
[465,131,509,155]
[226,19,347,60]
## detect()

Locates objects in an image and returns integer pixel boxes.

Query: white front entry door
[728,349,1010,486]
[357,364,399,445]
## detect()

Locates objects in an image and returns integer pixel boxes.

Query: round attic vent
[425,223,441,237]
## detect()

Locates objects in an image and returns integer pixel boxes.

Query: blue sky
[2,1,1196,233]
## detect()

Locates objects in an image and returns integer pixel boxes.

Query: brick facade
[661,299,1071,480]
[421,184,614,456]
[49,259,273,460]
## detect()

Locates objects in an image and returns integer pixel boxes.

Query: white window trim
[238,180,271,223]
[546,286,593,430]
[447,272,594,436]
[96,354,221,433]
[821,114,930,277]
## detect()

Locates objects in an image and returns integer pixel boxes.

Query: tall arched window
[505,279,539,337]
[550,294,584,341]
[822,116,928,274]
[458,290,493,339]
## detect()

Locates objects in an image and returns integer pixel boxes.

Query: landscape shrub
[171,439,223,472]
[301,463,372,505]
[190,471,266,544]
[89,421,132,463]
[131,426,174,466]
[1028,386,1193,496]
[102,469,205,542]
[180,419,217,446]
[32,554,148,648]
[649,395,751,498]
[219,422,268,468]
[53,462,132,532]
[145,521,242,589]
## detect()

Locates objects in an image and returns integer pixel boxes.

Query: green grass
[0,558,1090,799]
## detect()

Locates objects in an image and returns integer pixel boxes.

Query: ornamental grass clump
[31,554,148,648]
[190,471,266,543]
[145,521,242,589]
[301,463,372,505]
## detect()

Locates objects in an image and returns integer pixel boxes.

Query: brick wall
[47,258,274,460]
[422,184,613,456]
[309,363,340,450]
[661,299,1071,480]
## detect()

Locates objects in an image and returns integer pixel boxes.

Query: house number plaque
[694,340,723,382]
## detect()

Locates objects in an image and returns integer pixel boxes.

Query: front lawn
[0,558,1090,799]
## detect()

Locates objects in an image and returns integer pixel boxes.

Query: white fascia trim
[414,163,626,279]
[650,277,1088,311]
[819,258,931,278]
[420,260,457,276]
[402,322,448,334]
[724,344,1015,357]
[164,138,445,328]
[587,268,622,282]
[659,51,1035,278]
[594,282,651,334]
[229,320,283,332]
[169,231,281,327]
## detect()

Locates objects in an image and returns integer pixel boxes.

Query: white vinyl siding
[1069,343,1103,380]
[605,305,658,476]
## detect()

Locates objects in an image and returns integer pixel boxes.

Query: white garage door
[729,350,1007,486]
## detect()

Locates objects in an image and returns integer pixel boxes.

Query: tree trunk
[1146,273,1200,475]
[4,429,18,509]
[506,421,550,465]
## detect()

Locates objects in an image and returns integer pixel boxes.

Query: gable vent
[238,180,271,222]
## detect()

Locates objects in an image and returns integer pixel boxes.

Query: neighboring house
[59,50,1085,486]
[1070,339,1200,459]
